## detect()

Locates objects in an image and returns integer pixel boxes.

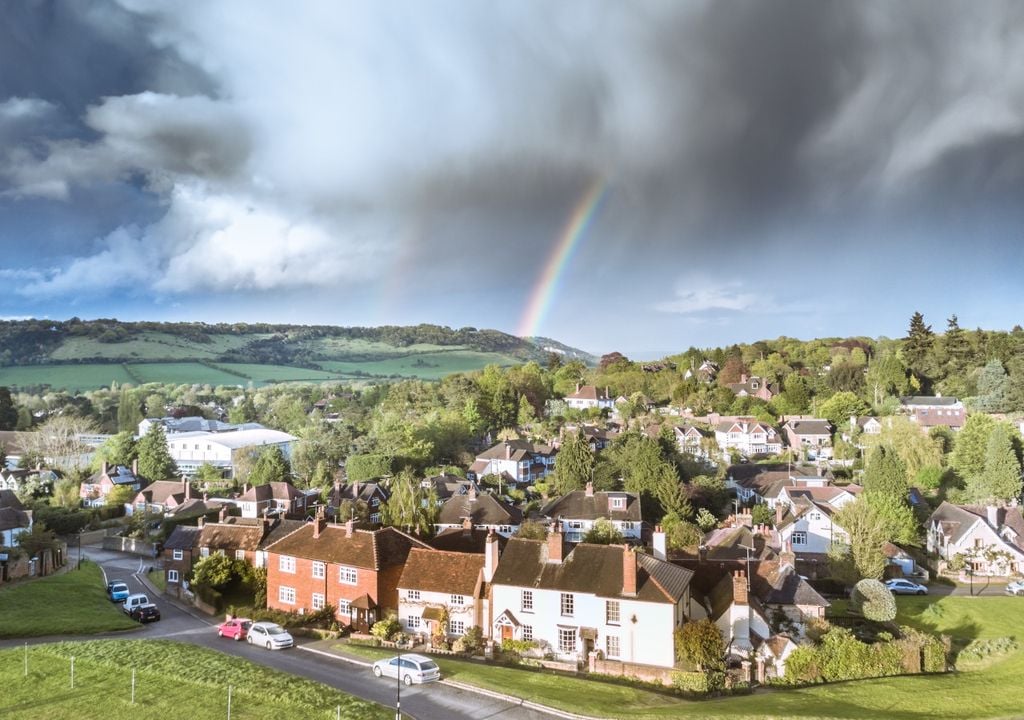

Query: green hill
[0,319,595,391]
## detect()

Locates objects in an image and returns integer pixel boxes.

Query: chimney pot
[652,525,666,561]
[218,505,226,522]
[462,516,473,532]
[345,519,354,538]
[585,481,594,498]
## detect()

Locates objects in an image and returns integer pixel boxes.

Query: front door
[501,625,513,641]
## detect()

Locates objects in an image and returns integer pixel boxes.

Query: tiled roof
[900,396,961,407]
[783,419,832,436]
[752,561,829,608]
[0,506,30,532]
[240,481,303,502]
[164,525,201,550]
[491,538,691,603]
[264,523,431,569]
[475,440,555,462]
[565,385,609,401]
[398,548,483,596]
[199,522,264,552]
[539,489,642,522]
[329,481,387,506]
[0,489,26,511]
[437,491,522,526]
[135,479,193,506]
[428,527,509,554]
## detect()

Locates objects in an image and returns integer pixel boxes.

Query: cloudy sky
[2,0,1023,357]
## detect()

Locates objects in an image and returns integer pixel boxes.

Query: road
[24,548,561,720]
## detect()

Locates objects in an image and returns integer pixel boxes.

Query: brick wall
[588,655,675,685]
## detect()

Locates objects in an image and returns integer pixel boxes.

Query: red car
[217,618,253,640]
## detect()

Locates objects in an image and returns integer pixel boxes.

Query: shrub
[500,639,536,656]
[671,670,725,693]
[460,626,483,654]
[370,614,402,642]
[675,618,725,670]
[850,578,897,622]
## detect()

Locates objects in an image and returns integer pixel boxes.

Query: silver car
[885,578,928,595]
[372,654,441,685]
[246,621,294,650]
[1006,580,1024,596]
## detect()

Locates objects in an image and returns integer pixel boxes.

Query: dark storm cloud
[2,0,1024,348]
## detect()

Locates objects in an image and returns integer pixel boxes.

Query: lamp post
[395,647,402,720]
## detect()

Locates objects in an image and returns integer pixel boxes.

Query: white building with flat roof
[166,429,296,477]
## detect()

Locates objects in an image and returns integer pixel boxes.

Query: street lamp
[395,647,402,720]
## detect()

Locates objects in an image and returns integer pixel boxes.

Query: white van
[122,593,150,614]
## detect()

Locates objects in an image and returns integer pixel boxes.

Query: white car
[246,622,294,650]
[372,654,441,685]
[885,578,928,595]
[1006,580,1024,596]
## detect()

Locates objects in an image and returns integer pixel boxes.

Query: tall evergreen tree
[0,387,18,430]
[863,445,908,499]
[903,311,935,382]
[950,413,998,482]
[975,359,1010,413]
[117,388,144,432]
[136,424,178,480]
[552,430,594,496]
[976,423,1023,504]
[248,446,291,485]
[943,315,970,376]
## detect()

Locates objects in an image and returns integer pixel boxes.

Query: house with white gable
[397,540,493,640]
[489,527,693,670]
[927,502,1024,576]
[0,490,32,546]
[715,418,782,458]
[774,486,857,557]
[674,424,708,459]
[564,385,615,412]
[781,419,833,460]
[539,483,643,542]
[468,440,556,485]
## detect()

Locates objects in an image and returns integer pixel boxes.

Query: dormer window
[610,497,626,510]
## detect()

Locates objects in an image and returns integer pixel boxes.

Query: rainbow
[516,177,608,338]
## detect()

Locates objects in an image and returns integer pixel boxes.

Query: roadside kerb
[299,645,598,720]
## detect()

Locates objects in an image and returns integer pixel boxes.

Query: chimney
[622,546,638,597]
[775,504,785,526]
[546,523,563,563]
[132,459,138,476]
[698,544,707,563]
[740,373,747,383]
[185,480,192,501]
[780,540,796,569]
[585,481,594,498]
[313,506,326,539]
[218,505,227,523]
[345,518,354,538]
[462,516,473,534]
[484,529,499,583]
[575,382,580,394]
[652,525,666,561]
[102,461,108,476]
[353,479,359,499]
[732,570,748,605]
[987,506,1000,528]
[468,483,478,501]
[197,516,205,529]
[505,442,511,460]
[244,482,251,494]
[203,492,209,502]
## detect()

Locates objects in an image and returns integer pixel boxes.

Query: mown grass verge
[0,561,137,637]
[0,639,390,720]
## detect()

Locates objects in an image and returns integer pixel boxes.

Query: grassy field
[125,362,250,386]
[0,639,390,720]
[0,561,138,637]
[0,364,137,392]
[340,595,1024,720]
[50,333,259,362]
[215,363,344,383]
[319,350,521,380]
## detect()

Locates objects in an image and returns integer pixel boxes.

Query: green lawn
[0,364,137,392]
[340,595,1024,720]
[215,363,344,384]
[0,639,390,720]
[0,561,138,637]
[146,569,166,594]
[319,350,521,380]
[126,362,249,386]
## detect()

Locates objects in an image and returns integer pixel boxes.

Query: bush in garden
[850,578,897,622]
[370,614,402,641]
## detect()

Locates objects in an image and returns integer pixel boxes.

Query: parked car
[885,579,928,595]
[372,654,441,685]
[246,622,293,650]
[122,593,151,614]
[217,617,253,640]
[1006,580,1024,596]
[130,603,161,623]
[107,581,130,603]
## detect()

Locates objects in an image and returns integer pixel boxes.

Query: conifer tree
[977,423,1023,503]
[137,424,178,480]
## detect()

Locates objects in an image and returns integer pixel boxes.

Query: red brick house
[264,515,432,630]
[162,525,201,591]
